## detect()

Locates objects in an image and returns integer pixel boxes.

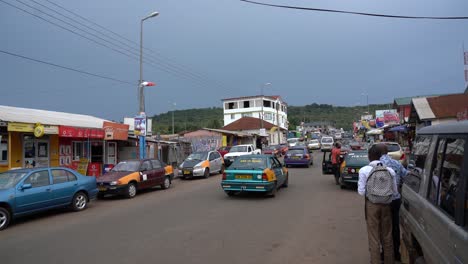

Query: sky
[1,0,468,121]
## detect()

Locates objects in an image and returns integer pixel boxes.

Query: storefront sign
[34,124,45,138]
[103,121,129,140]
[43,125,59,134]
[59,126,105,139]
[8,122,34,132]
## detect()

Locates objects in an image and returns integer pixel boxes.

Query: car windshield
[230,157,267,170]
[230,146,247,152]
[386,144,401,152]
[345,152,369,165]
[187,152,208,160]
[287,138,298,143]
[112,161,141,172]
[322,138,333,143]
[263,146,275,150]
[0,171,28,189]
[288,149,304,155]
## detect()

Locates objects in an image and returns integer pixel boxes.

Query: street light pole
[138,11,159,159]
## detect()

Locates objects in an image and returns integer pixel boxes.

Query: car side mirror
[21,183,32,190]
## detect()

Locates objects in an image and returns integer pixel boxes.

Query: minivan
[400,121,468,263]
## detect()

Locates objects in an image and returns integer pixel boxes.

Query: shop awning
[389,125,408,132]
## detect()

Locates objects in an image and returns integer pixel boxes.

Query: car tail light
[303,154,310,159]
[400,153,405,160]
[222,172,226,180]
[262,173,268,181]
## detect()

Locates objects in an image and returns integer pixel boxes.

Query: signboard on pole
[134,114,147,136]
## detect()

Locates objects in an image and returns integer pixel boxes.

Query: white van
[320,136,334,151]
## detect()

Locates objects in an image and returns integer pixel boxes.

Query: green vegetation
[151,103,391,134]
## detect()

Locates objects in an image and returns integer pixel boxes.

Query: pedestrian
[377,144,408,262]
[358,145,398,264]
[331,142,344,185]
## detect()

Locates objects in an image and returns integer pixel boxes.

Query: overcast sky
[1,0,468,121]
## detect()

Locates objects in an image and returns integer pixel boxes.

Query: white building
[222,95,288,130]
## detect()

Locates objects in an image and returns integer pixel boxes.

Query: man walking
[331,142,343,185]
[377,144,408,261]
[358,145,398,264]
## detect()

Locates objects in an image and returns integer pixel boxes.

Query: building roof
[223,117,276,131]
[222,95,285,104]
[418,120,468,134]
[201,128,253,137]
[412,98,436,120]
[0,105,108,128]
[394,94,445,106]
[426,93,468,119]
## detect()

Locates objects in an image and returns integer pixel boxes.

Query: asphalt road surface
[0,152,369,264]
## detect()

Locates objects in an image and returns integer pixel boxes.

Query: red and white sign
[87,163,102,177]
[59,126,105,139]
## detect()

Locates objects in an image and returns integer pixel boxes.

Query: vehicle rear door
[270,157,285,185]
[150,160,166,185]
[15,169,53,214]
[50,169,78,205]
[209,152,221,173]
[139,160,153,188]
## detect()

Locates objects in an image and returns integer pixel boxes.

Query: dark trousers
[332,164,340,184]
[391,198,401,259]
[365,200,394,264]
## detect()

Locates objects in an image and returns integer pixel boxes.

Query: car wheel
[282,174,289,188]
[0,207,11,231]
[203,168,209,178]
[125,183,137,198]
[220,165,225,174]
[267,183,277,198]
[161,176,171,190]
[71,192,88,211]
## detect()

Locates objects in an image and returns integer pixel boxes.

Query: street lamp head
[143,11,159,20]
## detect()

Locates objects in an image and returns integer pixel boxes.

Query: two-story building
[222,95,288,130]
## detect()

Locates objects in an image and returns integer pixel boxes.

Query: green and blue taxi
[339,150,368,189]
[221,155,288,197]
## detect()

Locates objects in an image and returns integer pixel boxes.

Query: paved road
[0,152,369,264]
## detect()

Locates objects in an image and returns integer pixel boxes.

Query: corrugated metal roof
[202,128,253,137]
[412,98,436,120]
[394,94,446,106]
[426,93,468,119]
[0,105,108,128]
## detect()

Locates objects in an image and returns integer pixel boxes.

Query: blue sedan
[0,167,98,230]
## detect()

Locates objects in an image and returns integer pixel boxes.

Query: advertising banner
[87,163,102,177]
[103,121,129,140]
[134,115,147,136]
[8,122,34,132]
[375,109,400,126]
[59,126,105,139]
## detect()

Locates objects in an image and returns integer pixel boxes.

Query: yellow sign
[8,122,34,132]
[34,124,45,138]
[222,135,227,147]
[77,158,89,175]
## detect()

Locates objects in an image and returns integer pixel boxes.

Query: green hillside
[150,103,391,134]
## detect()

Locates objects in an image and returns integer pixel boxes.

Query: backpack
[365,163,394,204]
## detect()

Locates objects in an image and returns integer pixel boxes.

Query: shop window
[0,134,7,164]
[73,142,84,161]
[263,100,271,108]
[428,138,465,219]
[404,135,431,193]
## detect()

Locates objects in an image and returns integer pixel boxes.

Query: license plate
[98,186,106,191]
[292,156,301,159]
[183,170,191,175]
[235,175,252,180]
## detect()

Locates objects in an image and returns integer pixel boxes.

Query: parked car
[307,139,321,151]
[179,151,224,179]
[400,121,468,264]
[321,136,334,151]
[279,143,289,155]
[221,154,288,197]
[284,147,313,168]
[0,167,98,230]
[372,142,405,164]
[339,150,368,189]
[217,146,231,158]
[96,159,174,198]
[321,149,334,175]
[262,145,281,157]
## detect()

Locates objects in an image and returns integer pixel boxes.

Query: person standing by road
[358,145,398,264]
[331,142,344,185]
[377,144,408,262]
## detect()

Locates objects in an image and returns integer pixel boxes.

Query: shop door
[107,142,117,164]
[23,136,49,168]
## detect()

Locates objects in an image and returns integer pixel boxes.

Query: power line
[0,49,134,85]
[240,0,468,20]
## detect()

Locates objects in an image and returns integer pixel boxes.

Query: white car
[224,144,261,166]
[334,133,342,140]
[321,137,334,151]
[307,139,321,150]
[287,138,300,147]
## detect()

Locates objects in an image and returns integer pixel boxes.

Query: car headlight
[194,165,202,170]
[109,181,118,186]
